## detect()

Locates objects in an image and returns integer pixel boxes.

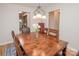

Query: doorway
[48,9,60,40]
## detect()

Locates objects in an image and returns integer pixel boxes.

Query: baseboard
[0,41,13,46]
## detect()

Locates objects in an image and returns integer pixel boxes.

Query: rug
[5,43,16,56]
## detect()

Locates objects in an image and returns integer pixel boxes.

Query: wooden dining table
[17,32,68,56]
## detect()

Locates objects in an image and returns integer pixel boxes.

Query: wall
[47,3,79,50]
[0,4,48,45]
[0,4,19,45]
[0,4,31,45]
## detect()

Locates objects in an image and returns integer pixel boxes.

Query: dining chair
[38,23,46,33]
[11,30,26,56]
[21,25,30,34]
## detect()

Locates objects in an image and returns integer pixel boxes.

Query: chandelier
[33,4,46,19]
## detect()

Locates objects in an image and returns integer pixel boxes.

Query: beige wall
[47,3,79,50]
[0,4,19,45]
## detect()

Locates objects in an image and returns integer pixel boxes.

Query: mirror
[48,9,60,40]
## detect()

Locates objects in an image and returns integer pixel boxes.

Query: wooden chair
[11,31,15,39]
[11,31,26,56]
[38,23,46,33]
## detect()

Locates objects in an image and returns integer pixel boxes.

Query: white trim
[0,41,13,46]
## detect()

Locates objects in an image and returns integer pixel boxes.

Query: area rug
[5,43,16,56]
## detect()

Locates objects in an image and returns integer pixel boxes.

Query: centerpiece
[32,24,40,38]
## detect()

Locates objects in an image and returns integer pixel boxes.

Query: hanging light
[36,13,42,18]
[33,4,46,19]
[42,15,46,19]
[33,15,36,19]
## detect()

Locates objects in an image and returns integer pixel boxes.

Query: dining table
[17,32,68,56]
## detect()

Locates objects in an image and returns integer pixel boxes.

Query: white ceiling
[15,3,56,7]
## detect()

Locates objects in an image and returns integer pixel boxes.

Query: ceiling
[15,3,56,7]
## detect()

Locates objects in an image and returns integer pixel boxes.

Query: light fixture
[42,15,46,19]
[33,4,46,19]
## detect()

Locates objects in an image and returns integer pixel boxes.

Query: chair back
[38,23,45,33]
[11,31,15,39]
[11,30,25,56]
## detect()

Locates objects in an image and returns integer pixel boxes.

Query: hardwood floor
[0,43,77,56]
